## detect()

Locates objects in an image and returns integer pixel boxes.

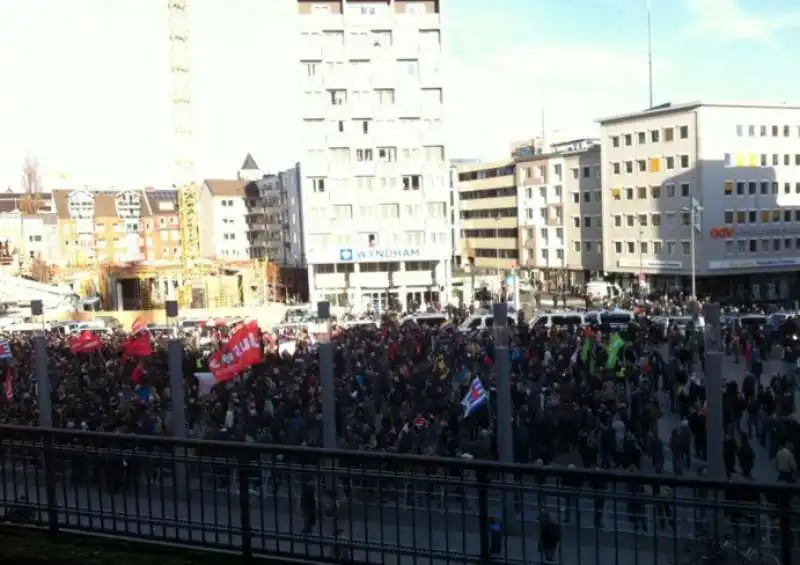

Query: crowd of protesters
[0,293,798,483]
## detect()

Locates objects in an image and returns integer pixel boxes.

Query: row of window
[735,124,800,138]
[461,228,518,238]
[458,165,515,182]
[308,231,449,248]
[723,180,800,196]
[611,211,690,228]
[305,2,434,16]
[613,240,690,257]
[304,117,442,138]
[610,154,692,175]
[460,186,516,200]
[301,29,441,52]
[722,208,800,225]
[725,238,800,254]
[724,152,800,168]
[307,174,446,193]
[460,207,517,220]
[610,126,690,148]
[611,183,693,200]
[307,201,448,221]
[517,163,601,184]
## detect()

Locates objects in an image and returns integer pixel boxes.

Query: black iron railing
[0,425,798,565]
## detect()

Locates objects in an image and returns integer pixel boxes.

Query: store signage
[338,247,422,262]
[709,257,800,270]
[617,259,683,269]
[709,227,735,239]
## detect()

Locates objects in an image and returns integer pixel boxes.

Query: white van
[586,280,623,301]
[458,313,516,333]
[585,309,635,331]
[530,311,586,329]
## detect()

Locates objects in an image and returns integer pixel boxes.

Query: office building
[456,159,518,283]
[516,138,602,291]
[298,0,450,312]
[600,102,800,300]
[449,157,479,265]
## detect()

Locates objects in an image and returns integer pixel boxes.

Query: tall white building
[298,0,450,312]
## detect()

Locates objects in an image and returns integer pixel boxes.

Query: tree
[21,154,41,194]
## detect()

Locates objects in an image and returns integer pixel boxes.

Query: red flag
[132,364,144,385]
[70,330,102,354]
[122,333,152,361]
[3,368,12,401]
[131,316,146,335]
[208,321,263,382]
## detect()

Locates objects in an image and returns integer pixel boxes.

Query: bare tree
[21,154,41,194]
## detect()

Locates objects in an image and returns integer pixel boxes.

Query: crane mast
[168,0,200,303]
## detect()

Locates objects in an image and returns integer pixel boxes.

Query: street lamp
[680,197,703,301]
[494,212,502,301]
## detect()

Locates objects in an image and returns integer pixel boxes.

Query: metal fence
[0,425,798,565]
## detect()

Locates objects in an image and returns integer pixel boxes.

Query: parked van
[586,280,623,301]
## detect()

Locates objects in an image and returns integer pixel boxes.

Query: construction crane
[168,0,201,307]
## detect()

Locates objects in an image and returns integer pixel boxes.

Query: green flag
[606,333,626,369]
[580,338,592,363]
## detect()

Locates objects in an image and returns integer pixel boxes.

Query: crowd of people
[0,296,797,480]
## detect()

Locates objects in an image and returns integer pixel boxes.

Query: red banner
[208,321,263,382]
[70,330,102,354]
[122,333,152,360]
[131,316,146,335]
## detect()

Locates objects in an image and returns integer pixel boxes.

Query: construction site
[0,0,305,326]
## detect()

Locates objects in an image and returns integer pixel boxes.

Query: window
[613,215,622,227]
[329,89,347,105]
[626,214,634,227]
[681,241,691,255]
[637,131,646,144]
[724,210,734,224]
[401,175,422,190]
[652,213,661,226]
[611,162,621,175]
[680,183,690,197]
[648,157,660,173]
[679,125,689,139]
[736,125,744,136]
[625,187,634,200]
[626,241,635,254]
[614,241,622,254]
[356,148,373,162]
[310,177,326,193]
[375,89,395,105]
[664,127,674,142]
[637,159,647,172]
[681,212,690,225]
[572,217,580,228]
[573,241,581,252]
[653,241,662,254]
[736,181,745,195]
[637,186,647,199]
[426,202,446,218]
[379,204,399,219]
[665,156,674,170]
[377,147,396,162]
[625,161,633,174]
[651,185,661,198]
[583,216,592,228]
[724,181,733,195]
[665,183,675,197]
[650,129,660,143]
[397,59,419,78]
[638,214,648,226]
[680,155,690,168]
[624,134,632,146]
[611,135,619,148]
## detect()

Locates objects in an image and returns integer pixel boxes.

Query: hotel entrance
[362,291,400,313]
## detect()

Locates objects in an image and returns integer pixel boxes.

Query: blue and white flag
[461,377,487,417]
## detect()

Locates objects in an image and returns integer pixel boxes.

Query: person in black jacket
[538,510,560,561]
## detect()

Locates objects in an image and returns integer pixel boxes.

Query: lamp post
[638,227,644,297]
[681,198,703,302]
[495,213,502,301]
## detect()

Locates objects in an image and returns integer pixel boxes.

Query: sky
[0,0,799,189]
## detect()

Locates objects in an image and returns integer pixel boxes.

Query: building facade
[449,158,479,266]
[456,160,518,286]
[515,139,603,291]
[144,190,182,262]
[298,0,451,312]
[280,163,306,268]
[198,180,252,260]
[600,102,800,299]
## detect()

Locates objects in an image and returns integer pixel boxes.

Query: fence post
[477,467,490,562]
[41,431,59,535]
[238,451,253,562]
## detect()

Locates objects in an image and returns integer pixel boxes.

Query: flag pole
[647,0,654,108]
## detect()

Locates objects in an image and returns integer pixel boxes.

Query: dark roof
[145,190,180,214]
[240,153,259,170]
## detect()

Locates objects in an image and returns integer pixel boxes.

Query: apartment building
[449,158,479,265]
[298,0,451,312]
[144,190,182,262]
[279,163,306,268]
[516,139,603,290]
[52,189,150,266]
[600,101,800,300]
[457,160,518,281]
[0,193,57,269]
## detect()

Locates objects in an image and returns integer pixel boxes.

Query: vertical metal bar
[34,336,52,428]
[239,452,252,562]
[167,338,188,506]
[703,302,725,539]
